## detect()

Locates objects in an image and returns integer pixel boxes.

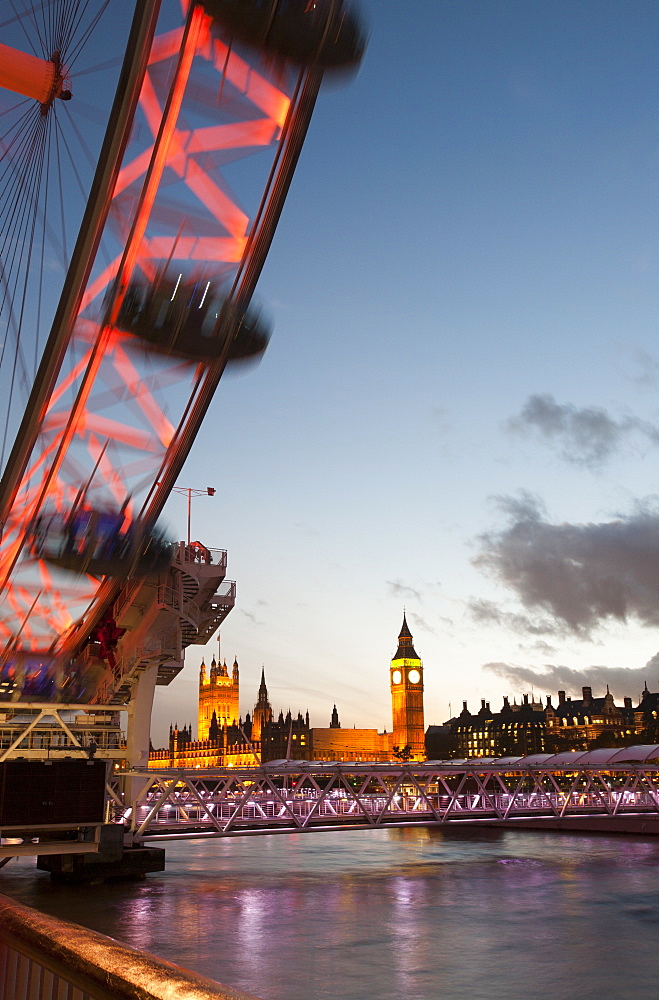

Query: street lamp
[170,486,216,545]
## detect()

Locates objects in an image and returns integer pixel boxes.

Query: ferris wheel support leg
[124,663,159,831]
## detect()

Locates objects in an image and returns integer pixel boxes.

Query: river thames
[2,827,659,999]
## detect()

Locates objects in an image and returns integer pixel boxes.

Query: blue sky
[151,0,659,745]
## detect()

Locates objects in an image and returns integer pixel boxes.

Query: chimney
[582,686,592,706]
[503,696,510,708]
[481,698,486,709]
[624,697,632,710]
[546,695,552,707]
[523,694,529,705]
[558,690,566,705]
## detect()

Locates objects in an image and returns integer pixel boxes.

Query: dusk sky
[149,0,659,745]
[2,2,656,746]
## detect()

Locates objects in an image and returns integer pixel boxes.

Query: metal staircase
[106,541,236,704]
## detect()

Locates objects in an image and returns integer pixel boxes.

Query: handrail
[174,542,227,568]
[157,585,201,620]
[0,892,261,1000]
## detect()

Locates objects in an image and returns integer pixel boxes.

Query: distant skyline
[150,0,659,745]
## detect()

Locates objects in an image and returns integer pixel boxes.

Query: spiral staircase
[107,541,235,705]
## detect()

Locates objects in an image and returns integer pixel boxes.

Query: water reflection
[1,828,659,1000]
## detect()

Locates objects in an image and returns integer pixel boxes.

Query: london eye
[0,1,365,707]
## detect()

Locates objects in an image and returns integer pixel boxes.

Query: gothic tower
[252,667,273,742]
[390,613,425,759]
[198,643,240,740]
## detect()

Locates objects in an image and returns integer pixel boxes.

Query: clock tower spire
[390,613,425,760]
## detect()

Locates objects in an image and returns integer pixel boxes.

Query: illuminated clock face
[408,669,421,684]
[392,670,402,684]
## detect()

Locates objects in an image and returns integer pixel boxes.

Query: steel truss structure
[0,703,124,763]
[0,1,322,677]
[122,748,659,840]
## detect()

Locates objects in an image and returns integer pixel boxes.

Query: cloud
[507,393,659,467]
[483,659,659,703]
[523,640,558,656]
[294,522,320,537]
[474,494,659,635]
[467,597,567,638]
[631,350,659,389]
[409,611,437,635]
[239,608,265,626]
[430,407,452,431]
[387,579,422,603]
[409,610,454,637]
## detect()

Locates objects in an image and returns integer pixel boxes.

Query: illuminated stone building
[390,614,425,759]
[151,616,426,768]
[198,652,239,740]
[150,664,309,767]
[261,710,310,760]
[544,686,635,751]
[430,685,643,760]
[252,668,273,742]
[455,699,495,758]
[310,725,392,762]
[150,722,257,768]
[450,696,547,758]
[636,684,659,742]
[488,695,546,756]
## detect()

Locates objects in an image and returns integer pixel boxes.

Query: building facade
[150,665,310,767]
[428,685,645,759]
[310,726,393,762]
[544,686,635,751]
[198,654,239,740]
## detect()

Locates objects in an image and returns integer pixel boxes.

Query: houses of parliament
[148,605,659,768]
[149,615,426,767]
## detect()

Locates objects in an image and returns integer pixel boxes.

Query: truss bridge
[121,745,659,842]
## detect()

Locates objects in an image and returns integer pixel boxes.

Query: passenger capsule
[201,0,366,70]
[115,274,220,362]
[0,652,63,702]
[116,274,271,364]
[114,273,271,366]
[225,300,272,364]
[29,508,172,579]
[0,650,110,703]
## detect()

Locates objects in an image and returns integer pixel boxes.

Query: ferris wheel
[0,1,365,698]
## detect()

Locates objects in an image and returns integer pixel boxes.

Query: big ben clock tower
[390,613,425,760]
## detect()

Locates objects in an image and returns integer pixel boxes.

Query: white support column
[124,664,159,835]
